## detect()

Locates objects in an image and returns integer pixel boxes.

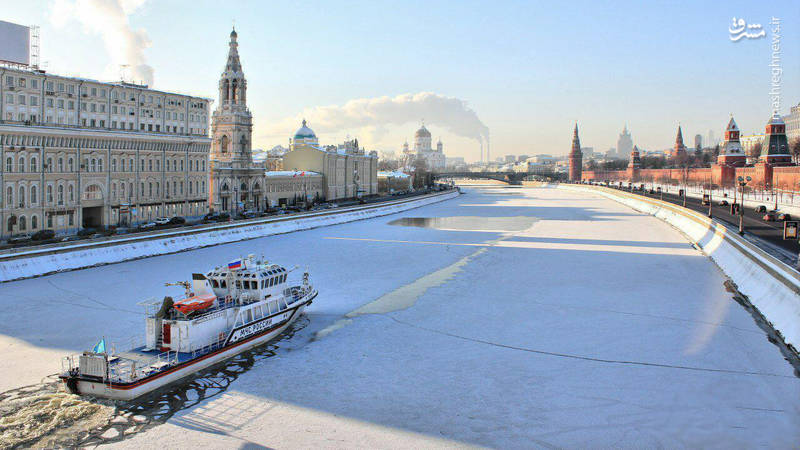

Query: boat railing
[188,331,232,360]
[107,349,180,383]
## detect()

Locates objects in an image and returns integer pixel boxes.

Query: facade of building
[694,134,703,151]
[0,68,211,238]
[616,125,633,159]
[568,123,582,181]
[741,134,764,164]
[717,116,746,166]
[402,124,446,170]
[783,102,800,143]
[283,120,377,200]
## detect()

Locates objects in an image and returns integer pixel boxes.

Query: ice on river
[1,186,799,448]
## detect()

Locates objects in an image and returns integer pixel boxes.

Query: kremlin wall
[574,114,800,191]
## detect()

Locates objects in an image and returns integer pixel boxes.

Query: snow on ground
[1,186,799,448]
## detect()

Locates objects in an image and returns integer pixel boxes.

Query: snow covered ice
[1,186,799,448]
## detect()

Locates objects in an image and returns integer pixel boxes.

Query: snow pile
[377,171,411,179]
[263,170,320,177]
[0,191,458,282]
[561,184,800,350]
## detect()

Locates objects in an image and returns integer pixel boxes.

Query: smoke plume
[51,0,154,86]
[262,92,490,149]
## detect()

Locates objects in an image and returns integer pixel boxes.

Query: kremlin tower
[627,145,641,182]
[759,113,791,165]
[716,116,746,167]
[672,125,687,161]
[568,123,583,181]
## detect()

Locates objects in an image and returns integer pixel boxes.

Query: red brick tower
[673,125,687,160]
[568,123,583,181]
[717,116,746,167]
[627,145,641,181]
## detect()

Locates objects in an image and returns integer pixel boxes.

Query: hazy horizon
[2,0,798,161]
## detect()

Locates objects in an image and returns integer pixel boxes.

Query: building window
[31,215,37,230]
[30,185,37,204]
[6,157,12,173]
[58,158,64,172]
[18,157,25,173]
[68,158,74,172]
[58,185,64,205]
[6,187,12,206]
[18,216,26,231]
[68,185,74,202]
[29,157,37,172]
[112,159,117,172]
[91,159,96,172]
[47,186,53,204]
[18,186,25,208]
[47,157,53,173]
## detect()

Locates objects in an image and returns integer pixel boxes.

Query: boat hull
[64,294,314,401]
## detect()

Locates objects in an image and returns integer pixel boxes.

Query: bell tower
[568,123,583,181]
[210,27,253,168]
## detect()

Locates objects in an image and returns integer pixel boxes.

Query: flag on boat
[93,338,106,354]
[228,259,243,270]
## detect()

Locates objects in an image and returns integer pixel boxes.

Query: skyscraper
[694,134,703,151]
[616,125,633,159]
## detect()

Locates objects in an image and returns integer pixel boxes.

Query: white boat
[59,254,317,400]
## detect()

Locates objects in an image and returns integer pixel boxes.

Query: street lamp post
[737,176,751,235]
[707,180,712,218]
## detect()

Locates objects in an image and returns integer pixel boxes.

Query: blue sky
[2,0,799,161]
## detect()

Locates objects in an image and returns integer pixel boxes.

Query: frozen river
[1,186,799,448]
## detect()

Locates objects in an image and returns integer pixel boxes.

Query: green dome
[294,119,317,140]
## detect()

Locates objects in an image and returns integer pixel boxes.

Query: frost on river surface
[0,317,309,448]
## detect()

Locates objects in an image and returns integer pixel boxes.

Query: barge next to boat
[60,254,317,400]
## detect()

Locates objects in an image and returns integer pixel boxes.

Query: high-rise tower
[210,28,252,167]
[568,123,583,181]
[209,28,263,213]
[617,124,633,159]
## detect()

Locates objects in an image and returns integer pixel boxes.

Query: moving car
[778,213,792,221]
[154,217,171,225]
[718,199,729,206]
[168,216,186,225]
[139,222,157,229]
[755,205,767,213]
[763,211,778,222]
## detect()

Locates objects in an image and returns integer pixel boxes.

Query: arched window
[47,185,53,204]
[57,185,64,205]
[6,217,12,232]
[173,160,177,172]
[47,157,53,172]
[98,159,103,172]
[129,158,134,172]
[148,182,152,197]
[156,160,160,171]
[31,215,37,230]
[220,135,229,153]
[202,160,206,171]
[112,159,117,172]
[189,181,193,194]
[6,186,13,205]
[18,186,25,207]
[222,183,228,192]
[180,160,184,171]
[18,216,26,231]
[155,182,160,196]
[30,185,37,204]
[240,182,247,192]
[5,157,12,172]
[30,157,37,172]
[91,158,96,172]
[58,157,64,172]
[121,183,125,198]
[18,156,25,173]
[68,158,74,172]
[68,184,74,202]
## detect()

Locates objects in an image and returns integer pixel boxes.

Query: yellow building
[283,120,377,200]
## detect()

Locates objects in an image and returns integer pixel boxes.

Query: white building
[0,65,211,238]
[402,123,446,170]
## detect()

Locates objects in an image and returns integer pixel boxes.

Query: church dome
[415,125,431,138]
[230,28,237,38]
[294,119,317,140]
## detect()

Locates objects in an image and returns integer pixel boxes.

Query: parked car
[718,199,729,206]
[31,229,56,241]
[139,222,157,229]
[763,211,779,222]
[778,213,792,221]
[168,216,186,225]
[755,205,767,213]
[89,233,104,239]
[217,212,231,222]
[202,213,220,223]
[154,217,171,225]
[7,234,32,244]
[61,235,82,242]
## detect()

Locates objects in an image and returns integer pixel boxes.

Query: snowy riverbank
[0,191,458,282]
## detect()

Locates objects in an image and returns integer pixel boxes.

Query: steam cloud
[263,92,490,149]
[51,0,154,86]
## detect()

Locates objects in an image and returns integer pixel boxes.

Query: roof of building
[263,170,320,177]
[415,125,431,138]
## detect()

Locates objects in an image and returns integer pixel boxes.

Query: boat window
[221,280,227,288]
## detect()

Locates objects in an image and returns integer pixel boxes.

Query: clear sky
[2,0,799,161]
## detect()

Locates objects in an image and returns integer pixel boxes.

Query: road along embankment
[559,184,800,353]
[0,190,459,282]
